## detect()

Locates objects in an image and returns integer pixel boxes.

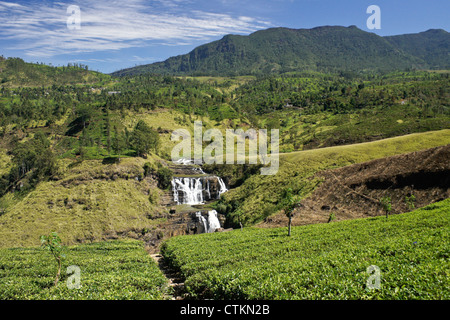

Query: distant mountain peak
[112,26,450,77]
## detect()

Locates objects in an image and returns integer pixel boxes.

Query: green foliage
[380,196,392,219]
[156,167,173,189]
[143,161,157,177]
[131,120,160,157]
[161,199,450,300]
[405,194,416,211]
[0,131,58,196]
[0,57,108,87]
[148,188,159,205]
[40,232,65,286]
[281,187,300,236]
[327,212,336,223]
[0,240,168,299]
[112,26,449,77]
[220,129,450,227]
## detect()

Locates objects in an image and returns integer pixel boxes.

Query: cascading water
[171,176,228,205]
[207,210,221,233]
[171,177,204,205]
[195,210,221,233]
[218,177,228,194]
[195,212,208,233]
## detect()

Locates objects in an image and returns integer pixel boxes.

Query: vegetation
[405,194,416,211]
[0,157,167,248]
[161,199,450,300]
[0,57,108,87]
[218,129,450,227]
[381,196,393,219]
[280,187,300,236]
[0,24,448,302]
[39,232,65,286]
[0,240,168,299]
[0,56,448,247]
[112,26,449,76]
[0,131,58,196]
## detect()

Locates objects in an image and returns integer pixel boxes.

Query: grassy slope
[0,240,168,299]
[0,58,110,87]
[0,148,10,176]
[221,129,450,226]
[161,198,450,300]
[0,157,167,248]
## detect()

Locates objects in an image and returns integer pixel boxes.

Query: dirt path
[150,253,186,300]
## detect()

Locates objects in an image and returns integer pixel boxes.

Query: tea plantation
[162,199,450,299]
[0,240,168,299]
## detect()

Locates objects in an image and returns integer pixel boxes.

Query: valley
[0,24,449,301]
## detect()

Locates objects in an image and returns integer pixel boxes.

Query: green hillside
[216,129,450,227]
[0,240,168,299]
[112,26,449,77]
[385,29,450,70]
[0,57,110,87]
[161,198,450,300]
[0,58,448,250]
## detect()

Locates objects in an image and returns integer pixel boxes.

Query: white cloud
[0,0,272,57]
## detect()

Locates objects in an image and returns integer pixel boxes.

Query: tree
[75,105,95,129]
[112,128,126,159]
[8,131,57,188]
[380,196,392,219]
[40,232,65,286]
[281,188,300,236]
[130,120,160,157]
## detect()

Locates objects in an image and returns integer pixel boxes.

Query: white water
[174,158,193,165]
[172,176,228,205]
[195,212,208,233]
[195,210,221,233]
[218,177,228,194]
[171,177,204,205]
[207,210,221,233]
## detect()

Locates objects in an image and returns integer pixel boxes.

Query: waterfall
[195,212,208,233]
[207,210,221,233]
[195,210,221,233]
[172,176,228,205]
[171,177,204,205]
[218,177,228,194]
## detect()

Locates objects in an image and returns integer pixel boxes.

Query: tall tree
[130,120,160,157]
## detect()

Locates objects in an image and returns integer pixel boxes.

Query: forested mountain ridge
[385,29,450,70]
[112,26,450,77]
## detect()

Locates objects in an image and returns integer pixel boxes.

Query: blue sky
[1,0,449,73]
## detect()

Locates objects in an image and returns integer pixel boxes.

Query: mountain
[385,29,450,69]
[112,26,450,77]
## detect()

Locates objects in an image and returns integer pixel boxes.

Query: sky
[0,0,449,73]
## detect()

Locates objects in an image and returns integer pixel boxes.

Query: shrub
[156,167,173,189]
